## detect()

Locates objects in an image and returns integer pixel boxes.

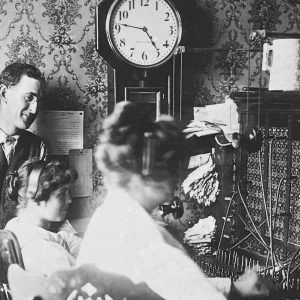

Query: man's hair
[0,62,45,88]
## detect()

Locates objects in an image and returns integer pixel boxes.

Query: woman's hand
[232,269,270,298]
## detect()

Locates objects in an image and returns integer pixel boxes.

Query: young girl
[5,158,81,276]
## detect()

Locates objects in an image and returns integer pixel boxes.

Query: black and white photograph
[0,0,300,299]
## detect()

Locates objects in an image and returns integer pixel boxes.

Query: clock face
[106,0,182,68]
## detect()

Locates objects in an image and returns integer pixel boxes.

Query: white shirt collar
[0,128,20,144]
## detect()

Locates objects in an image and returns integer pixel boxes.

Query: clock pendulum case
[95,0,183,120]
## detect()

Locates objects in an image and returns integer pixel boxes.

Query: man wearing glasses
[0,62,47,228]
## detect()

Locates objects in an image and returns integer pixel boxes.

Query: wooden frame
[124,87,163,121]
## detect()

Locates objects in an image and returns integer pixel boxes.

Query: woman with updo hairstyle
[76,102,229,300]
[5,158,81,276]
[94,101,185,209]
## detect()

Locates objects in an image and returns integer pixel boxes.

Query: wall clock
[96,0,210,120]
[96,0,184,120]
[106,0,182,68]
[96,0,182,70]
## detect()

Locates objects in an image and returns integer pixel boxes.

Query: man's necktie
[4,136,16,164]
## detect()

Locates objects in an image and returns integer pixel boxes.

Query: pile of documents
[184,216,216,255]
[183,120,222,139]
[193,96,240,136]
[182,155,219,206]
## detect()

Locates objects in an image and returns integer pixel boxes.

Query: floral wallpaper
[0,0,299,228]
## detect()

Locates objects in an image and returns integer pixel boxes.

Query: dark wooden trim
[107,66,116,115]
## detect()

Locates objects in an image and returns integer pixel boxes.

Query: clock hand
[118,23,160,54]
[119,23,144,30]
[142,27,160,53]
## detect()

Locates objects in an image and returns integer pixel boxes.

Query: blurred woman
[76,102,268,300]
[5,158,81,276]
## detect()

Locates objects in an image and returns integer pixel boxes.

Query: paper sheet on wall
[29,111,84,155]
[69,149,93,198]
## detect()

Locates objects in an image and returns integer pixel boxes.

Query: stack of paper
[193,96,240,136]
[183,121,222,139]
[182,155,219,206]
[184,216,216,255]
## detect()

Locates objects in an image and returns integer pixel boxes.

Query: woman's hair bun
[96,101,185,180]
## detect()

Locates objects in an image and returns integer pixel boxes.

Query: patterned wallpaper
[0,0,299,227]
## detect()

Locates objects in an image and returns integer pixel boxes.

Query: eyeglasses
[24,94,39,105]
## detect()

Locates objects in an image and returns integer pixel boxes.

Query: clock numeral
[141,0,149,6]
[119,38,126,47]
[142,51,148,61]
[157,51,160,57]
[119,10,129,20]
[114,24,121,33]
[164,12,170,21]
[130,48,135,57]
[170,25,174,35]
[156,1,159,10]
[129,0,135,10]
[163,40,169,48]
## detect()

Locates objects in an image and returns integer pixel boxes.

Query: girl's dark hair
[8,158,74,209]
[95,101,185,183]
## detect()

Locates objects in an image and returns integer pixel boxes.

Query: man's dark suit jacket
[0,130,46,228]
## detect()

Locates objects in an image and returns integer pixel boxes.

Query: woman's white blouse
[77,188,226,300]
[5,217,80,276]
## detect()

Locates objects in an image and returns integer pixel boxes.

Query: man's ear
[0,84,7,103]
